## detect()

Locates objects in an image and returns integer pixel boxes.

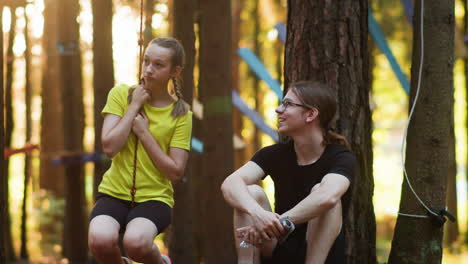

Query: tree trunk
[91,0,114,200]
[232,0,246,168]
[388,1,454,263]
[40,0,65,196]
[251,0,262,152]
[285,1,376,263]
[464,0,468,246]
[144,0,155,47]
[20,9,33,260]
[169,0,198,263]
[4,7,17,262]
[198,0,236,262]
[57,0,87,262]
[0,7,6,264]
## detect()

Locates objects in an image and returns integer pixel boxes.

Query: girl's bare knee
[123,233,154,262]
[88,230,119,255]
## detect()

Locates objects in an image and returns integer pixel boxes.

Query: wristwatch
[278,216,295,244]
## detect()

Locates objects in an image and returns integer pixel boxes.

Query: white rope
[398,0,439,219]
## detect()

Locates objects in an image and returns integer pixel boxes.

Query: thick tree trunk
[57,0,87,262]
[169,0,198,262]
[388,1,454,263]
[20,10,32,260]
[0,7,6,264]
[40,0,65,196]
[4,7,17,262]
[198,0,236,263]
[91,0,114,200]
[285,1,375,263]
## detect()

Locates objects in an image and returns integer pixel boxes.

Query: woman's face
[275,90,312,136]
[142,44,178,86]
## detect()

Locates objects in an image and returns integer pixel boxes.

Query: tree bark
[91,0,114,200]
[388,1,454,263]
[198,0,236,262]
[285,1,376,263]
[40,0,65,196]
[4,6,18,262]
[444,125,458,247]
[57,0,88,262]
[169,0,198,263]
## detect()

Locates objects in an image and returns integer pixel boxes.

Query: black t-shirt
[251,141,356,263]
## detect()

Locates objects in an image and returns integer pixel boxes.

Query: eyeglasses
[279,99,312,110]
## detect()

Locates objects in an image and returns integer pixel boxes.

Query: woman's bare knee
[310,183,321,193]
[247,185,270,210]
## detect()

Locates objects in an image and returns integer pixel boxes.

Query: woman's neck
[292,129,325,165]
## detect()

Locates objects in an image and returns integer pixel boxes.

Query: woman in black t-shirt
[221,81,356,264]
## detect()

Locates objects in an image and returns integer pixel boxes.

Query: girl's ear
[172,65,183,77]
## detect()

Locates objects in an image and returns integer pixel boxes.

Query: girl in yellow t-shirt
[89,37,192,264]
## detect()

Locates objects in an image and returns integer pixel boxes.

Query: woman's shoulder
[326,144,356,161]
[255,142,292,156]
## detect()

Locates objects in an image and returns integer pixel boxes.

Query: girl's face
[275,90,314,136]
[142,44,179,86]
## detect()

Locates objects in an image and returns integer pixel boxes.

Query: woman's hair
[150,37,189,118]
[291,80,350,147]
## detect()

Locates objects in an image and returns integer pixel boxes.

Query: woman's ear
[306,108,319,123]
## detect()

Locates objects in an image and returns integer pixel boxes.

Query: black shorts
[261,227,346,264]
[90,193,172,233]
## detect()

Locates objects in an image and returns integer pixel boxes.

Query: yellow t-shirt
[99,84,192,207]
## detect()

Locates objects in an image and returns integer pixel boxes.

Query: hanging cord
[398,0,455,226]
[129,0,145,207]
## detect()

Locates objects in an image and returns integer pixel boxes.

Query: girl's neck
[145,82,175,107]
[292,128,325,165]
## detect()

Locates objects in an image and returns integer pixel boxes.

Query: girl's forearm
[102,105,141,157]
[138,130,183,182]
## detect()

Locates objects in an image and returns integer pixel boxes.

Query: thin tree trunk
[144,0,155,47]
[388,1,454,263]
[169,0,197,262]
[40,0,65,196]
[20,9,32,260]
[285,1,375,263]
[0,6,6,264]
[4,7,17,262]
[57,0,87,262]
[464,0,468,246]
[252,0,261,152]
[232,0,246,168]
[91,0,114,200]
[198,0,236,262]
